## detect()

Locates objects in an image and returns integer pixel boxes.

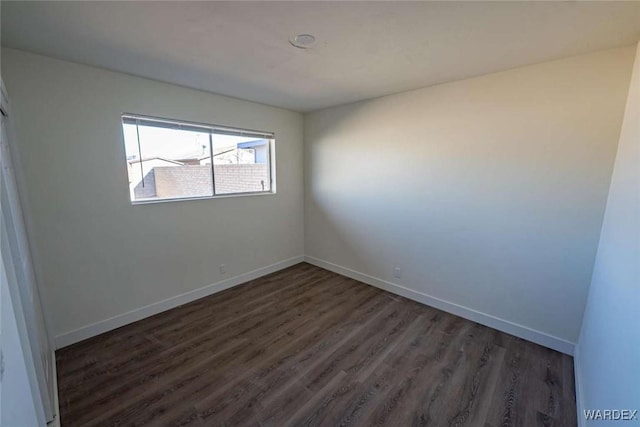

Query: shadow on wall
[304,46,636,345]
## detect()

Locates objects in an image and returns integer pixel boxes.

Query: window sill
[130,190,276,205]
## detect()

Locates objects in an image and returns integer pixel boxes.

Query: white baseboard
[304,255,575,355]
[55,254,575,355]
[574,344,586,427]
[54,256,305,349]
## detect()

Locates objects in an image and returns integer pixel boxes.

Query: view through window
[122,115,274,202]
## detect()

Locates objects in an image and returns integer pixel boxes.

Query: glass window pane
[123,123,212,202]
[211,134,271,195]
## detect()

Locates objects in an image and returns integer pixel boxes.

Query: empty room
[1,1,638,426]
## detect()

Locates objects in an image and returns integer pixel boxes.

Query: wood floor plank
[204,296,394,424]
[133,284,381,426]
[56,263,577,426]
[484,336,533,427]
[298,314,442,427]
[192,291,396,425]
[365,322,479,426]
[561,354,578,427]
[76,275,368,425]
[63,270,353,405]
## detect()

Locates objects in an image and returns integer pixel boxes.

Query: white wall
[1,48,304,344]
[304,46,636,351]
[575,42,640,424]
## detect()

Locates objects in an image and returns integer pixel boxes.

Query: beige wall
[576,42,640,418]
[304,46,636,346]
[1,48,304,340]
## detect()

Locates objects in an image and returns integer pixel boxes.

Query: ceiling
[2,1,640,112]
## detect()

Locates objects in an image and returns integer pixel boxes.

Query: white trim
[48,351,60,427]
[55,253,576,354]
[574,344,586,427]
[130,190,275,206]
[54,256,305,349]
[304,255,575,355]
[2,81,55,422]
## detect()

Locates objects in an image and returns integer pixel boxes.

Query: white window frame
[121,113,276,204]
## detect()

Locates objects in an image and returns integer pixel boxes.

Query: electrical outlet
[220,264,226,274]
[393,267,401,279]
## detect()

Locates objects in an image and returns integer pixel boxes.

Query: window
[121,114,274,203]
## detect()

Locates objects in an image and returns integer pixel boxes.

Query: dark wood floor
[56,263,577,426]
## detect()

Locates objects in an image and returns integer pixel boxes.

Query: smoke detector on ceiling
[289,34,316,49]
